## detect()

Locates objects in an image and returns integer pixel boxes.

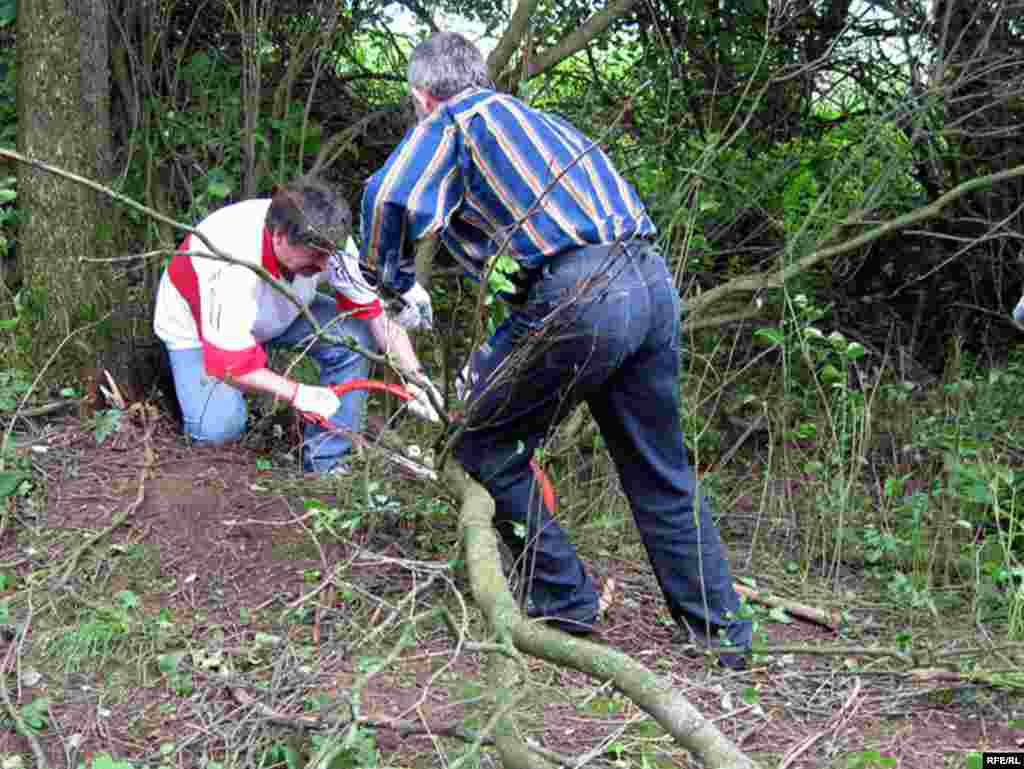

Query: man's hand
[405,378,443,423]
[292,384,341,421]
[396,282,433,330]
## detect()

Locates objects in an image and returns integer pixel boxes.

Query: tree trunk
[17,0,120,370]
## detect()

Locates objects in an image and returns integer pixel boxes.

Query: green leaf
[845,341,866,360]
[753,327,784,346]
[91,755,135,769]
[116,590,141,611]
[157,651,186,674]
[93,409,123,445]
[767,606,793,624]
[207,181,231,199]
[0,472,25,497]
[0,189,15,203]
[820,363,843,384]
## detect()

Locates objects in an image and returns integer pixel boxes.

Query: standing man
[154,176,438,474]
[360,32,752,666]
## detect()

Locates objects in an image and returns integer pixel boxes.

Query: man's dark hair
[266,176,352,252]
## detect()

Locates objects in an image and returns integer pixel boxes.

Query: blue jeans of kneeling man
[453,241,752,649]
[165,293,375,473]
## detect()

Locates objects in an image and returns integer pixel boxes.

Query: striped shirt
[361,87,657,292]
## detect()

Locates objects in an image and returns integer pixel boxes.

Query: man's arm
[367,313,423,376]
[228,368,299,401]
[361,116,465,293]
[367,311,443,422]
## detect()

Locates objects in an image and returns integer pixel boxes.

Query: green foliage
[303,497,363,537]
[20,696,50,732]
[310,726,379,769]
[126,46,326,229]
[157,650,195,696]
[0,367,30,411]
[92,408,124,445]
[0,176,15,264]
[50,594,145,672]
[840,750,897,768]
[82,755,135,769]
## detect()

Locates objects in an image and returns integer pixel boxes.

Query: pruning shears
[295,378,558,512]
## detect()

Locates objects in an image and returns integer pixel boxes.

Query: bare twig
[0,603,48,769]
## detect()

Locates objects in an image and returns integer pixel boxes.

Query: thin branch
[684,162,1024,322]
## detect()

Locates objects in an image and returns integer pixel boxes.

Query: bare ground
[0,408,1020,768]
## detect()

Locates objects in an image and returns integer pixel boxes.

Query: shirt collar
[261,226,281,279]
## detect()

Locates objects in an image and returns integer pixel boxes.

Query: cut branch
[733,583,841,631]
[447,461,759,769]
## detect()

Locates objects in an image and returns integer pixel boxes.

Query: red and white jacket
[153,199,381,379]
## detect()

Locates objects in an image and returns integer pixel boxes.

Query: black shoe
[677,623,750,671]
[716,651,749,671]
[525,600,599,636]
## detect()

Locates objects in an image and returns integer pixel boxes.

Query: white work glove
[405,378,442,423]
[395,282,433,330]
[292,384,341,421]
[454,361,477,401]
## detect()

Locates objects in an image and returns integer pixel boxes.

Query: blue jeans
[166,294,375,473]
[454,242,752,649]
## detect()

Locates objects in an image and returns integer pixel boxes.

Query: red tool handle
[329,378,413,401]
[298,379,558,512]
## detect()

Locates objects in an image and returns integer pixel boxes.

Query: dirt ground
[0,407,1021,768]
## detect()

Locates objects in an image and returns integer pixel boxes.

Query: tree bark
[17,0,119,367]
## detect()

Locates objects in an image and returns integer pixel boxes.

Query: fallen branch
[449,461,759,769]
[908,668,1024,687]
[229,686,492,744]
[733,583,841,631]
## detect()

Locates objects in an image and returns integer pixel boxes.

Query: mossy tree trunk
[16,0,121,373]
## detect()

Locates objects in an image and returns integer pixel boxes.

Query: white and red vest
[153,199,381,379]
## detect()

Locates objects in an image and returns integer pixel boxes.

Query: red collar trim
[261,227,281,279]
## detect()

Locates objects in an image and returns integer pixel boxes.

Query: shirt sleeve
[327,236,383,320]
[199,263,268,378]
[361,114,465,292]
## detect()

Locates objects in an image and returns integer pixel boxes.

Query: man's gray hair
[407,31,493,100]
